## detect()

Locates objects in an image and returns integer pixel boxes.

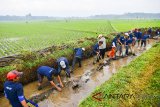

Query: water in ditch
[0,40,155,107]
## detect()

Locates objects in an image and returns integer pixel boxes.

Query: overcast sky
[0,0,160,17]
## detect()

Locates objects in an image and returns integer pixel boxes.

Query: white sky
[0,0,160,17]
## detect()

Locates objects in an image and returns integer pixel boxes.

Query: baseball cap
[124,33,129,36]
[60,61,66,68]
[7,70,23,80]
[82,48,85,51]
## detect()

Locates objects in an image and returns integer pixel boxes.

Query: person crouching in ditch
[4,70,36,107]
[93,41,103,64]
[107,44,116,60]
[37,66,63,92]
[71,47,85,72]
[57,57,71,78]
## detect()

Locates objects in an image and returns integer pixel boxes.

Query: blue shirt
[93,43,99,54]
[4,81,25,107]
[112,37,117,46]
[141,34,149,41]
[137,32,142,39]
[37,66,57,81]
[120,36,125,44]
[126,39,132,45]
[74,48,83,58]
[129,33,133,39]
[134,31,139,38]
[57,57,70,76]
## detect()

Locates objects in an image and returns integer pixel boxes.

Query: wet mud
[0,39,156,107]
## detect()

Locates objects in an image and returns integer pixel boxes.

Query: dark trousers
[141,40,146,47]
[125,45,129,55]
[100,48,106,59]
[72,57,82,71]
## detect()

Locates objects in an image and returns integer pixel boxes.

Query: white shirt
[98,37,106,49]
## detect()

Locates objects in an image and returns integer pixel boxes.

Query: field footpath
[79,42,160,107]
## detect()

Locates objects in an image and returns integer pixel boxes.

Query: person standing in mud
[147,27,152,38]
[119,33,125,56]
[4,70,29,107]
[133,28,138,46]
[93,41,103,64]
[112,34,120,58]
[125,33,133,56]
[71,47,85,72]
[98,34,106,59]
[129,31,136,55]
[57,57,71,78]
[137,29,142,48]
[141,31,149,48]
[37,66,63,92]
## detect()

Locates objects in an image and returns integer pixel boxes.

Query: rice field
[0,19,160,57]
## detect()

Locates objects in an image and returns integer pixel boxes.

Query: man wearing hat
[98,34,106,59]
[57,57,71,78]
[37,66,63,92]
[71,47,85,72]
[4,70,29,107]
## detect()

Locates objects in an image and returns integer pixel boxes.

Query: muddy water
[0,40,155,107]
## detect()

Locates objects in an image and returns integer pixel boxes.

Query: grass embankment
[79,43,160,107]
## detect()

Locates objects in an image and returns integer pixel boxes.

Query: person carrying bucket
[93,41,103,64]
[4,70,38,107]
[37,66,63,92]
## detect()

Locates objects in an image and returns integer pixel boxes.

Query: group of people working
[106,28,154,60]
[3,27,159,107]
[3,48,85,107]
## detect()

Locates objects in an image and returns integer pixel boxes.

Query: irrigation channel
[0,39,156,107]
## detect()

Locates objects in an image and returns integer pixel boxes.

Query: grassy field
[111,19,160,31]
[79,43,160,107]
[0,20,114,57]
[0,19,160,57]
